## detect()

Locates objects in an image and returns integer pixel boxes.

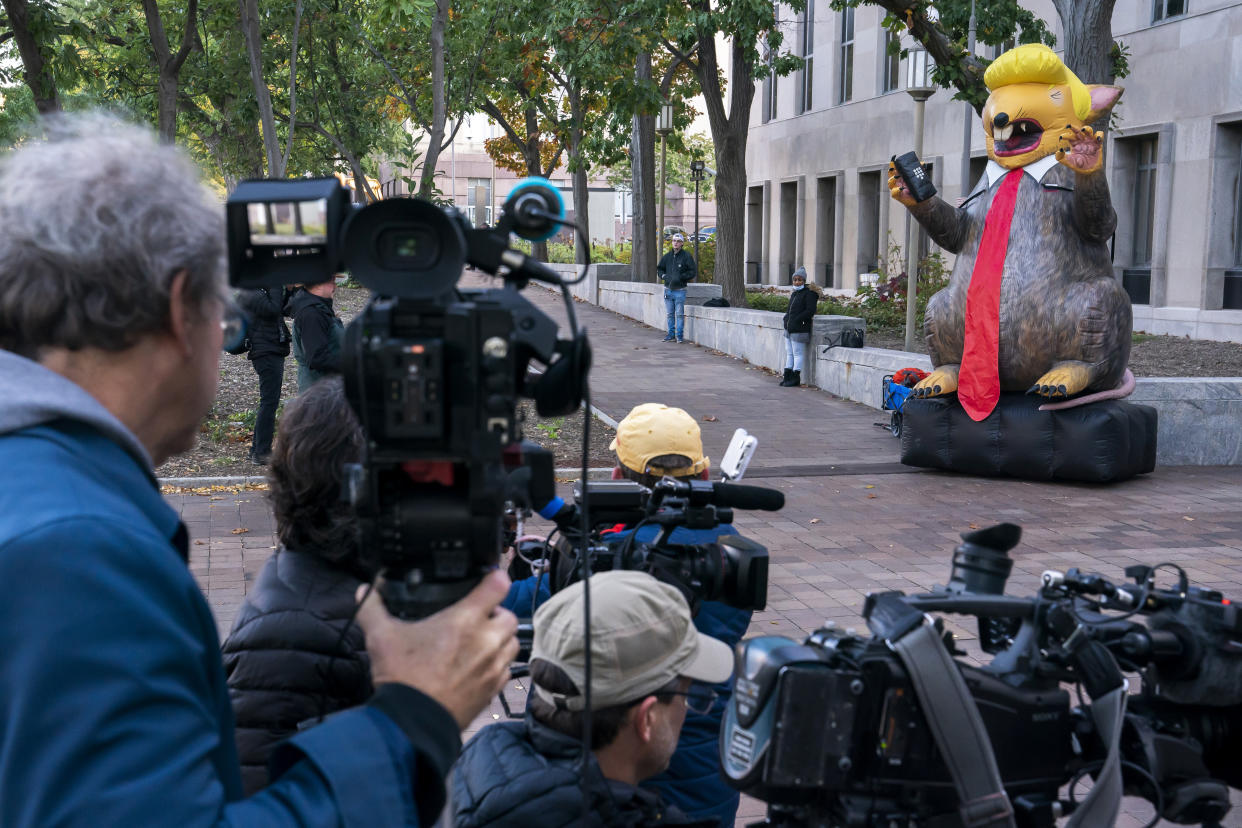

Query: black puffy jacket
[783,286,817,334]
[452,714,714,828]
[221,548,370,795]
[236,287,291,360]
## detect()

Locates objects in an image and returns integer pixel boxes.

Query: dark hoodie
[286,287,343,390]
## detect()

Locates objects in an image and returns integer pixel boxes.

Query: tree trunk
[157,72,180,142]
[142,0,200,144]
[713,136,747,307]
[240,0,280,175]
[1054,0,1118,85]
[279,0,304,179]
[568,85,590,265]
[418,0,450,198]
[631,52,657,283]
[694,29,756,307]
[2,0,61,114]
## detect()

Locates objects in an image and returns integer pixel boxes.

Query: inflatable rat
[889,44,1129,421]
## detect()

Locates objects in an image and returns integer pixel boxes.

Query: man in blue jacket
[504,403,752,827]
[0,113,518,827]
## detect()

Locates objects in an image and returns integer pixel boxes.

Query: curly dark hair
[267,378,370,574]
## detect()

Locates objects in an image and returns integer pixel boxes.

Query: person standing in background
[237,286,291,464]
[657,234,697,344]
[780,267,816,387]
[287,278,344,391]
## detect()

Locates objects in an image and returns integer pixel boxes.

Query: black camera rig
[722,523,1242,828]
[529,477,783,615]
[225,177,590,618]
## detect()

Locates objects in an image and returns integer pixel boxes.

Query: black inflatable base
[900,393,1158,483]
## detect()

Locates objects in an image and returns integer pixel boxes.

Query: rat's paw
[912,366,959,398]
[887,163,918,208]
[1055,125,1103,174]
[1027,362,1090,398]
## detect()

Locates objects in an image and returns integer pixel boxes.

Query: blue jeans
[784,334,806,370]
[664,288,686,338]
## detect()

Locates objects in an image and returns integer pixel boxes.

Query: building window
[838,7,854,104]
[881,29,900,93]
[857,169,882,273]
[1153,0,1186,22]
[798,1,814,114]
[762,46,777,123]
[1131,136,1158,266]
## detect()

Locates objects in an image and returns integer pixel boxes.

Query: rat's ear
[1086,85,1122,123]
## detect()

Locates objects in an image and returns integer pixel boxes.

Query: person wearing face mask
[780,267,816,387]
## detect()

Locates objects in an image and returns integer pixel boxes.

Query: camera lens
[378,227,438,270]
[947,523,1020,595]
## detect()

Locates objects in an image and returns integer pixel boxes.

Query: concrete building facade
[745,0,1242,341]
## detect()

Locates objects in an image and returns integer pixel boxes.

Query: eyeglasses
[659,686,718,715]
[220,303,247,353]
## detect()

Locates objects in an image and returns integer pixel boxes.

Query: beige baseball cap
[530,570,734,711]
[609,403,710,478]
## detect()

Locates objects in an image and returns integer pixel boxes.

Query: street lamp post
[904,47,936,353]
[656,102,675,254]
[960,0,977,200]
[689,158,706,263]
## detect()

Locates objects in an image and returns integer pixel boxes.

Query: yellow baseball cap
[609,403,710,477]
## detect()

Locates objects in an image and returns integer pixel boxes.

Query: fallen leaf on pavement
[810,518,821,524]
[863,485,875,489]
[231,528,250,535]
[867,494,877,499]
[703,415,718,422]
[969,523,980,529]
[1183,516,1195,521]
[194,540,205,545]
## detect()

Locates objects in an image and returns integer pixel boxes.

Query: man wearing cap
[451,571,731,827]
[503,403,752,827]
[656,234,697,343]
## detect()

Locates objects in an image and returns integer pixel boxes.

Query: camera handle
[867,592,1017,828]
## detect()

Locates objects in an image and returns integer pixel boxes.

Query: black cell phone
[891,152,937,203]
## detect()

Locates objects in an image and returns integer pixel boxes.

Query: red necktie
[959,169,1023,422]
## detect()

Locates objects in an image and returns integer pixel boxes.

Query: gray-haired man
[0,114,516,827]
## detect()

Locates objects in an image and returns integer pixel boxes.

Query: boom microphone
[710,483,786,512]
[504,178,565,243]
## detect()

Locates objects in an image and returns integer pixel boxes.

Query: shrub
[743,241,948,335]
[694,238,715,282]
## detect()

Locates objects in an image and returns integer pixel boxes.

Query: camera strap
[868,593,1015,828]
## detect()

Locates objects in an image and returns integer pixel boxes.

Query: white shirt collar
[984,154,1059,188]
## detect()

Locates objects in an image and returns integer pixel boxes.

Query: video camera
[535,477,783,614]
[225,177,590,618]
[722,523,1242,827]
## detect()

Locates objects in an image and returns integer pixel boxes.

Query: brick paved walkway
[170,275,1242,826]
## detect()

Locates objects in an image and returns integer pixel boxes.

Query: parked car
[692,226,716,242]
[662,225,688,240]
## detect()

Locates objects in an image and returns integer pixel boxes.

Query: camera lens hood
[341,198,466,300]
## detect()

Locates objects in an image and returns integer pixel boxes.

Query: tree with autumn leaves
[2,0,1129,281]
